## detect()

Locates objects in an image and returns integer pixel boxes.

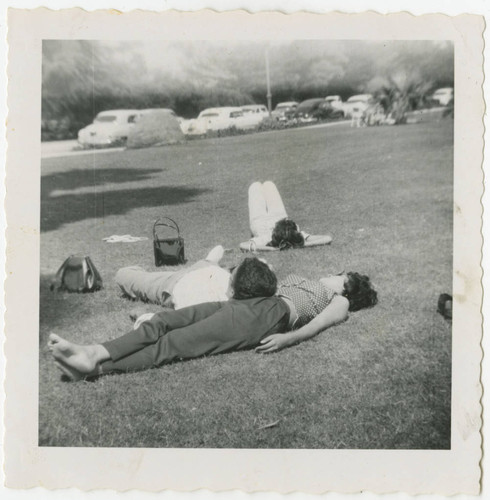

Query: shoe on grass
[205,245,225,264]
[437,293,452,320]
[129,306,157,322]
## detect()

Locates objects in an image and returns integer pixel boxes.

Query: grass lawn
[39,119,453,448]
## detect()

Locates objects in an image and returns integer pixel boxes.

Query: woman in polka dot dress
[255,271,378,353]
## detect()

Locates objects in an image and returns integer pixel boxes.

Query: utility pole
[265,47,272,116]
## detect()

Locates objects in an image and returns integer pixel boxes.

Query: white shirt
[172,265,231,309]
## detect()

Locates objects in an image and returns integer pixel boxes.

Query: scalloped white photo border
[3,6,485,496]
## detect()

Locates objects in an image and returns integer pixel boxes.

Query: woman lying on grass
[240,181,333,252]
[255,271,377,353]
[48,260,377,380]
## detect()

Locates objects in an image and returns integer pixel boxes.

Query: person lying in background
[48,263,377,381]
[240,181,332,252]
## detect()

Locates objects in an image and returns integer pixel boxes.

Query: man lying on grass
[48,258,378,380]
[115,244,231,311]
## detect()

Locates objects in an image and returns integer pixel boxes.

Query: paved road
[41,140,124,159]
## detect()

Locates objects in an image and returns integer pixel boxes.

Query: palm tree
[367,70,433,124]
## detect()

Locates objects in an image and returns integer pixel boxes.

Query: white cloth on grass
[103,234,149,243]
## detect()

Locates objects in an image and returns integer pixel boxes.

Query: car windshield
[230,111,243,118]
[95,115,118,123]
[200,113,219,118]
[298,101,321,109]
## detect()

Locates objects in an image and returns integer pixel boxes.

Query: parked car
[431,88,454,106]
[241,104,269,117]
[342,94,374,118]
[294,98,344,123]
[186,107,259,135]
[271,101,298,121]
[324,95,345,112]
[240,104,269,127]
[78,109,142,148]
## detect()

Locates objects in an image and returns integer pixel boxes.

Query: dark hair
[232,257,277,300]
[268,218,305,250]
[343,272,378,312]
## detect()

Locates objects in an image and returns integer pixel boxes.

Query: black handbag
[153,217,186,266]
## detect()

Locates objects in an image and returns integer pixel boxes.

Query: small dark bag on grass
[437,293,453,320]
[51,255,103,293]
[153,217,186,266]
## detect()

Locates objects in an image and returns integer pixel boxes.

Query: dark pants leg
[100,297,289,374]
[102,301,223,360]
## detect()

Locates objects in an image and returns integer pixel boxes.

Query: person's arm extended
[255,295,349,353]
[239,235,276,252]
[302,234,333,246]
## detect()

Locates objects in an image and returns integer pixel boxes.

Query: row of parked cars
[270,95,367,123]
[183,94,388,136]
[77,87,453,147]
[77,105,272,147]
[182,97,353,136]
[271,87,454,124]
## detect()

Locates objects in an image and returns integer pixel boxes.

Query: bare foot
[54,360,86,382]
[48,333,103,375]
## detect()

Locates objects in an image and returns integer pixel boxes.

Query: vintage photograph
[39,39,454,449]
[5,9,483,494]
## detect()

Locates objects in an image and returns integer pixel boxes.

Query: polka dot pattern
[278,274,336,329]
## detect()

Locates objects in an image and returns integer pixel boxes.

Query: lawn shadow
[41,168,210,232]
[42,167,161,193]
[39,273,105,332]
